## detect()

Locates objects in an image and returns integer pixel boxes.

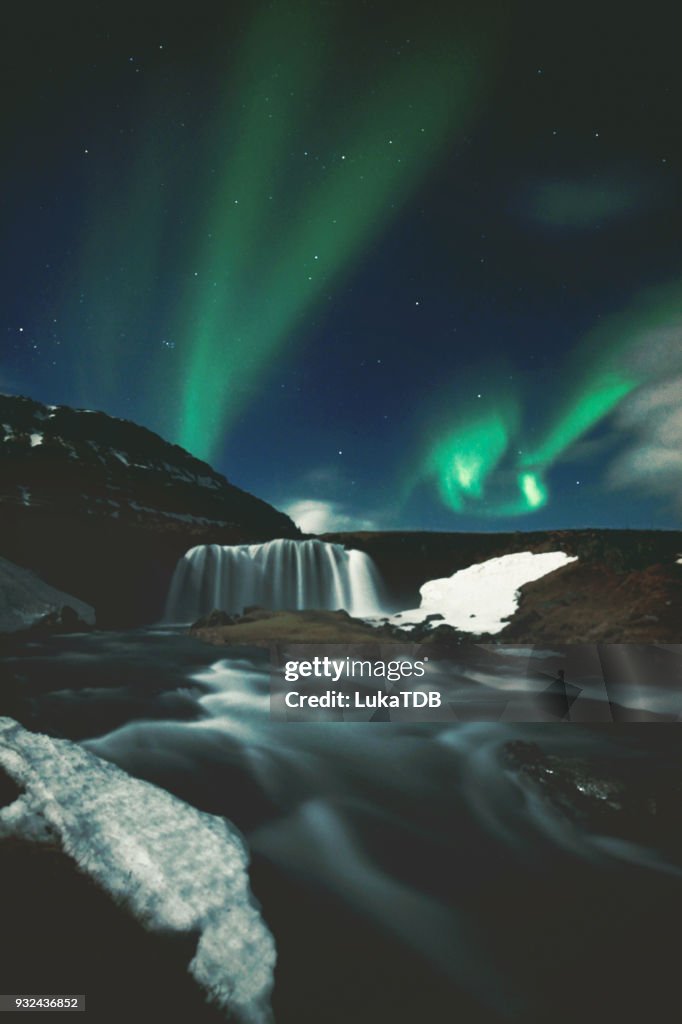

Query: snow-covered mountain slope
[0,394,295,535]
[0,395,298,624]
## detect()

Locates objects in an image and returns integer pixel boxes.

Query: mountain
[0,395,298,625]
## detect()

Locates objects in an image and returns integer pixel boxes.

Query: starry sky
[2,0,680,532]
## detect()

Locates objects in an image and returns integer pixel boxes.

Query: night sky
[2,0,680,532]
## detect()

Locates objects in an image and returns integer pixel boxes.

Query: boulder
[0,556,95,634]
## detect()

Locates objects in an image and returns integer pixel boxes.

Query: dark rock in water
[191,609,238,630]
[503,740,682,860]
[424,613,445,623]
[30,604,93,635]
[0,394,299,626]
[0,556,95,634]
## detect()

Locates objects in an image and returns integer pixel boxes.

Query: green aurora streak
[174,5,485,458]
[429,406,515,511]
[423,281,681,517]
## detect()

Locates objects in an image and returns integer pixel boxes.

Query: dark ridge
[0,394,299,625]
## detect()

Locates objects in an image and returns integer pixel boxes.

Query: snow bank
[0,556,95,633]
[389,550,578,635]
[0,718,275,1024]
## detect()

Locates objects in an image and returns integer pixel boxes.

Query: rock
[503,740,682,860]
[191,609,414,646]
[29,605,93,636]
[412,622,469,645]
[241,606,278,619]
[0,556,95,634]
[191,609,238,630]
[496,562,682,642]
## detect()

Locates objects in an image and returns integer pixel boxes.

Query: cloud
[606,375,682,513]
[296,465,345,493]
[284,499,378,534]
[626,316,682,380]
[521,175,651,229]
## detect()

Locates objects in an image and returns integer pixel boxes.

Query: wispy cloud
[607,375,682,513]
[524,176,647,229]
[284,499,378,534]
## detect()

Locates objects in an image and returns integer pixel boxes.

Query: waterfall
[164,538,386,623]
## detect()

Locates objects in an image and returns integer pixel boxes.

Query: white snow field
[0,718,275,1024]
[388,550,578,635]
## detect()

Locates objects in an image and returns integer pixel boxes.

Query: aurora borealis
[175,4,484,457]
[2,0,680,530]
[418,281,682,517]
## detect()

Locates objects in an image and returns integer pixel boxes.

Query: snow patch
[29,433,43,447]
[0,718,275,1023]
[384,550,578,635]
[127,501,228,526]
[0,556,94,633]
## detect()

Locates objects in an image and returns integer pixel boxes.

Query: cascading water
[164,538,387,622]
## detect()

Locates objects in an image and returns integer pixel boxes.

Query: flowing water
[2,627,681,1023]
